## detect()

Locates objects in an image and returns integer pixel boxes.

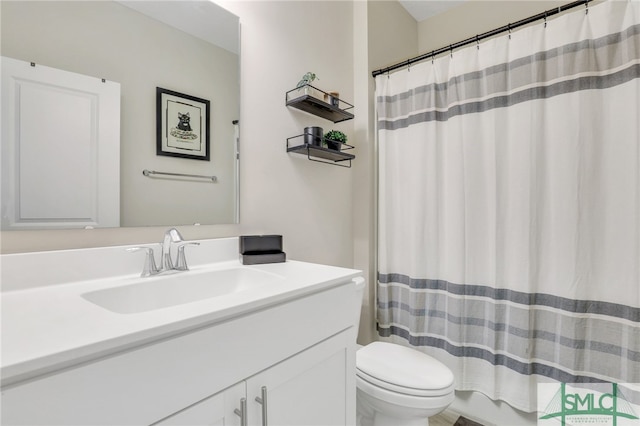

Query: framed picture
[156,87,210,161]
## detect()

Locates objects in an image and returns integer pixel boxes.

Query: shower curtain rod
[371,0,590,77]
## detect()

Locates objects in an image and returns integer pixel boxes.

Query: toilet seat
[356,342,454,397]
[357,373,455,411]
[356,368,454,397]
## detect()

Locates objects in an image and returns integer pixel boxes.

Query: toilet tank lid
[356,342,454,391]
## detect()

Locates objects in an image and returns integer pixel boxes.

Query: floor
[430,411,485,426]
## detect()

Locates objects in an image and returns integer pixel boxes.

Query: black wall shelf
[286,84,356,167]
[287,135,354,168]
[286,85,354,123]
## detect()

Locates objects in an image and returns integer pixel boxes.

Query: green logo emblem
[539,383,639,426]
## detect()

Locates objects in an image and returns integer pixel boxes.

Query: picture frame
[156,87,210,161]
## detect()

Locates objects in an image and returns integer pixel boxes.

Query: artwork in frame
[156,87,210,161]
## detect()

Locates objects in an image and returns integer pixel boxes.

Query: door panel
[1,56,120,229]
[247,332,350,426]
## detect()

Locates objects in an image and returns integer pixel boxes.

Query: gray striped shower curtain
[375,0,639,413]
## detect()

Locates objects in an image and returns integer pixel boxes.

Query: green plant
[296,72,319,88]
[323,130,347,147]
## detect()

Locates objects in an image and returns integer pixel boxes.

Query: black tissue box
[239,235,286,265]
[240,235,282,254]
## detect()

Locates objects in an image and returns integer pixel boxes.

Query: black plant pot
[304,126,323,146]
[325,140,342,151]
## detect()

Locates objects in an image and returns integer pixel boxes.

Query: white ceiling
[398,0,466,22]
[116,1,239,54]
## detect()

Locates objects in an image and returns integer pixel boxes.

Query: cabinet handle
[254,386,268,426]
[234,397,247,426]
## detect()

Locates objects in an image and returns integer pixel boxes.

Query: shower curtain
[376,0,639,412]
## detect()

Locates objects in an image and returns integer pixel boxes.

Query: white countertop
[1,257,361,387]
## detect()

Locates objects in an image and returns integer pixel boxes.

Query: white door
[246,332,351,426]
[153,382,246,426]
[1,56,120,230]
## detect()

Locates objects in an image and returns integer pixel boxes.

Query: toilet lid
[356,342,454,394]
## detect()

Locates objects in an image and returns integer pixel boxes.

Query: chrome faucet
[128,228,200,277]
[161,227,184,271]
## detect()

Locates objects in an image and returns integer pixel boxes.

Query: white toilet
[353,280,455,426]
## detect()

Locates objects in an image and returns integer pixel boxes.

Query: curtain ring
[476,35,480,50]
[585,0,589,14]
[544,11,547,28]
[407,60,411,72]
[450,45,453,58]
[431,51,435,64]
[508,23,512,40]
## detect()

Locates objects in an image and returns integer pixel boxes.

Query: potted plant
[323,130,347,151]
[296,72,319,97]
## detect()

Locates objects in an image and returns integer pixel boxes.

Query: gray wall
[358,0,418,344]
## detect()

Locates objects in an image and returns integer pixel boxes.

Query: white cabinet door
[1,56,120,230]
[247,331,353,426]
[154,382,246,426]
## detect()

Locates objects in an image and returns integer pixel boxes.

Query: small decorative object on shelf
[304,126,323,146]
[323,130,347,151]
[324,91,340,107]
[296,72,320,98]
[296,72,319,89]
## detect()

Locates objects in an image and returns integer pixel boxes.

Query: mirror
[0,0,240,229]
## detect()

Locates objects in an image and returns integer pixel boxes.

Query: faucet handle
[175,242,200,271]
[127,246,160,277]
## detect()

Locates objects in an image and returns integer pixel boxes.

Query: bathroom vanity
[0,237,363,425]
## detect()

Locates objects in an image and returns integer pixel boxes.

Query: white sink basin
[82,267,283,314]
